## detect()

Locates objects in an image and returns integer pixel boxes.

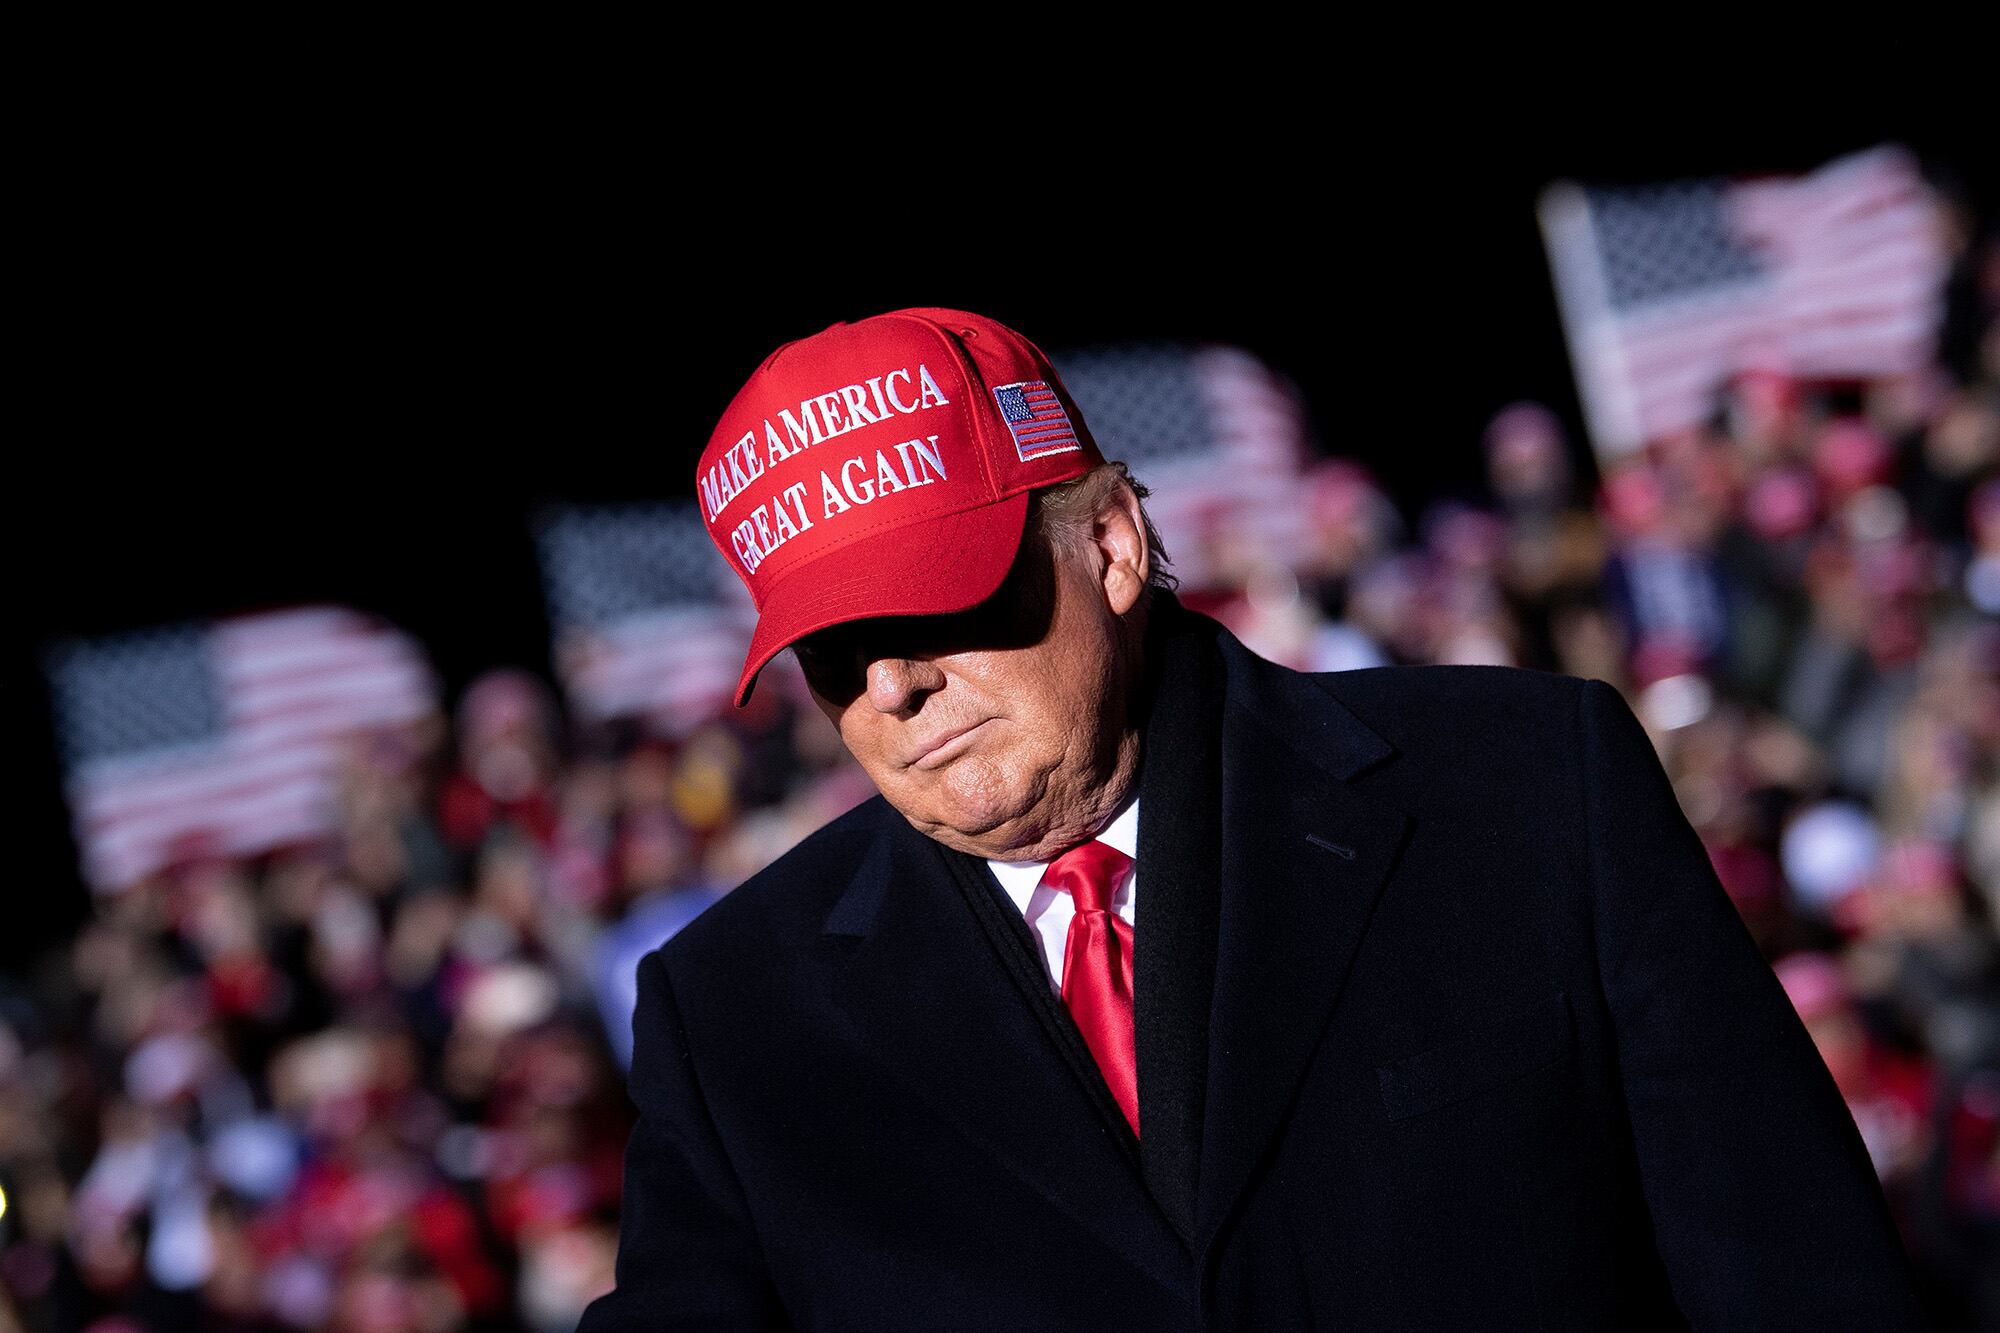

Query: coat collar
[818,595,1408,1282]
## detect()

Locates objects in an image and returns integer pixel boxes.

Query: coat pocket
[1375,989,1573,1122]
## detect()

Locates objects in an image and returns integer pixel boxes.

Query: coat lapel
[1194,633,1410,1251]
[824,809,1193,1298]
[1130,607,1226,1243]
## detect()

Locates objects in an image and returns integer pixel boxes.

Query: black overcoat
[579,596,1927,1331]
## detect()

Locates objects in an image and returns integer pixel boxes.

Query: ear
[1091,480,1151,617]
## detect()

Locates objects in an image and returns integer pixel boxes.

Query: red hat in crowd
[697,308,1105,705]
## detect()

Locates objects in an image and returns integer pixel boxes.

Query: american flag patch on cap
[991,380,1080,461]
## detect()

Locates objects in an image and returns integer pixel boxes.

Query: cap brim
[732,490,1032,707]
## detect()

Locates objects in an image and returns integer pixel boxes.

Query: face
[793,493,1149,862]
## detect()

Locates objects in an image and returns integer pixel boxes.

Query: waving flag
[533,502,755,735]
[1539,143,1949,458]
[1051,341,1310,588]
[43,605,439,891]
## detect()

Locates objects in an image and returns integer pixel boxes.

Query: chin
[908,767,1044,848]
[924,794,1030,844]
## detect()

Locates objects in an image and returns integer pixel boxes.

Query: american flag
[1051,342,1309,588]
[1539,143,1949,458]
[533,502,755,734]
[43,605,440,892]
[992,380,1081,460]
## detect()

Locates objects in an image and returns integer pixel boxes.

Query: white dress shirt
[984,794,1139,996]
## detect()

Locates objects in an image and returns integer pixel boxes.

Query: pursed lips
[906,719,991,770]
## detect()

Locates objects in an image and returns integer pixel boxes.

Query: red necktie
[1041,840,1139,1138]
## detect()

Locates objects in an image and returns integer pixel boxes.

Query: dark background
[10,94,1993,967]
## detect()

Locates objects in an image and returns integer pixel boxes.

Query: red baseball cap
[697,307,1105,706]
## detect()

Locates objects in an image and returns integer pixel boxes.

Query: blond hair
[1026,460,1178,594]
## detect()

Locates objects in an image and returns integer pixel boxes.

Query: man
[579,309,1928,1330]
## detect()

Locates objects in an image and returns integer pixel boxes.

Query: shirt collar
[1093,791,1140,860]
[984,789,1140,907]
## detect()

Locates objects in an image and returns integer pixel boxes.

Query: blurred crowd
[3,229,1997,1330]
